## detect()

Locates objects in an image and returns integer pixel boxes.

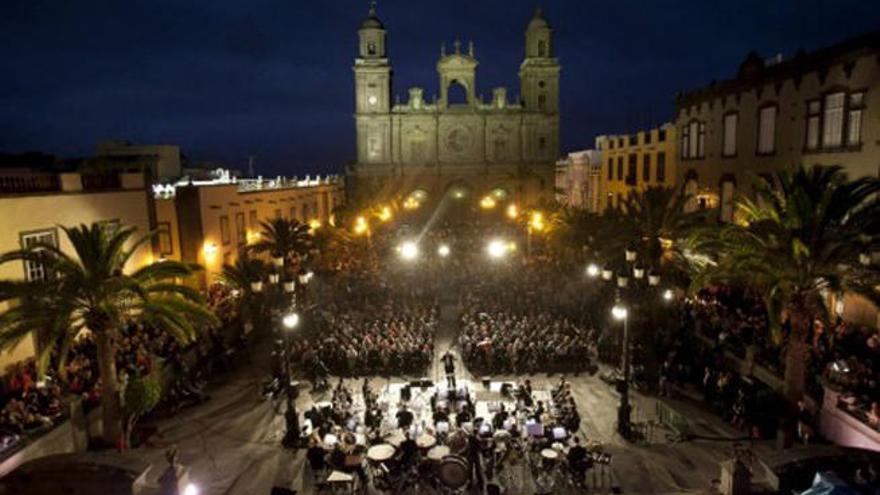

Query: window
[20,229,57,282]
[608,140,614,150]
[301,204,309,220]
[629,135,637,146]
[626,154,637,185]
[697,122,706,158]
[822,92,845,148]
[249,210,258,229]
[157,222,173,255]
[847,91,864,146]
[275,209,282,219]
[658,129,666,142]
[619,138,625,148]
[235,212,246,246]
[722,113,738,157]
[367,42,376,55]
[607,160,613,180]
[642,154,651,182]
[806,100,821,150]
[644,132,652,145]
[537,94,546,110]
[538,137,546,150]
[290,207,297,221]
[538,40,546,57]
[606,193,613,210]
[220,215,230,245]
[757,106,777,154]
[681,124,690,159]
[616,157,624,181]
[656,152,666,182]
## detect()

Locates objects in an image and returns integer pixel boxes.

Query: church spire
[453,38,461,54]
[468,40,474,57]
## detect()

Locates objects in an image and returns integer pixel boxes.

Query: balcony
[0,173,60,195]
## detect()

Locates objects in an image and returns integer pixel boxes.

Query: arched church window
[367,42,376,55]
[538,94,546,110]
[538,40,546,57]
[447,80,467,105]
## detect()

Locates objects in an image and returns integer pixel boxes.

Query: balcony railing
[81,173,121,191]
[0,173,60,195]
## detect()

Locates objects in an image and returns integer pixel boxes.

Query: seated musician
[532,400,545,421]
[399,431,418,468]
[396,405,414,429]
[567,437,590,473]
[433,406,449,424]
[492,404,509,430]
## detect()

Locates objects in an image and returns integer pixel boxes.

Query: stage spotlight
[487,239,507,259]
[399,241,419,261]
[437,244,450,257]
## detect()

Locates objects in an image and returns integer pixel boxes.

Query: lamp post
[588,247,662,440]
[281,308,301,449]
[611,302,631,439]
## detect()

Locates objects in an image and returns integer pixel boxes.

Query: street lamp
[586,263,600,278]
[281,307,302,449]
[282,311,300,329]
[437,244,451,258]
[663,288,674,301]
[611,301,632,440]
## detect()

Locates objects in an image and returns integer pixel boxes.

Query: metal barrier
[655,400,690,441]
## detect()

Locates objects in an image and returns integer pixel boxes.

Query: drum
[437,455,470,489]
[541,448,559,460]
[446,430,469,455]
[366,443,395,462]
[427,445,450,461]
[384,431,405,447]
[416,433,437,449]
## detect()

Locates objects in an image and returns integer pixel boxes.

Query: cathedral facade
[348,4,560,208]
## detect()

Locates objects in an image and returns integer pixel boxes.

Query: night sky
[2,0,879,177]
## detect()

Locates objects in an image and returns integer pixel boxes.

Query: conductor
[442,350,456,389]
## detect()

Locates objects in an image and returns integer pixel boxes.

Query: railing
[0,173,60,195]
[81,173,121,191]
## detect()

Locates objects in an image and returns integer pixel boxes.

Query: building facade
[556,145,603,212]
[0,171,153,370]
[154,175,344,286]
[598,124,677,212]
[348,5,560,208]
[675,31,880,221]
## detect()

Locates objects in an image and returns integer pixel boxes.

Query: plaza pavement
[126,300,777,494]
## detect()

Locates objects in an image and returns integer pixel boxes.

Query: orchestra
[300,370,609,493]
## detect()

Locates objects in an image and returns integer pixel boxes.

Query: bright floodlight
[183,483,199,495]
[611,304,628,321]
[282,312,300,329]
[663,289,674,301]
[586,263,600,278]
[487,239,507,259]
[437,244,450,257]
[400,241,419,260]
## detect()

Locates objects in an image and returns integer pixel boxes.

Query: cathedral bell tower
[354,2,392,164]
[519,7,560,162]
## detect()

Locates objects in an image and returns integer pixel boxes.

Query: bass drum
[437,455,470,489]
[446,430,469,455]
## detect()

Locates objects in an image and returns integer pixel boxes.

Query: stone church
[347,4,560,209]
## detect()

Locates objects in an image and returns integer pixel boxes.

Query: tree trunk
[780,310,811,448]
[95,330,123,447]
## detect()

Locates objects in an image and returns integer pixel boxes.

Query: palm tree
[0,223,218,446]
[249,218,313,269]
[218,255,271,333]
[695,165,880,444]
[619,186,705,281]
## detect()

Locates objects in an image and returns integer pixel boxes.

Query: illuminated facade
[598,124,677,212]
[0,171,153,370]
[676,31,880,221]
[348,5,560,208]
[154,175,344,286]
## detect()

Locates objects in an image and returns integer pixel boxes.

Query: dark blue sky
[2,0,879,177]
